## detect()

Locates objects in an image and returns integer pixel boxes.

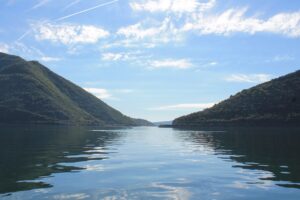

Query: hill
[173,70,300,127]
[0,53,153,126]
[153,121,172,126]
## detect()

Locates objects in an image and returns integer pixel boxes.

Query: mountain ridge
[0,53,152,126]
[173,70,300,127]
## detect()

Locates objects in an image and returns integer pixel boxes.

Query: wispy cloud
[84,88,112,99]
[31,0,51,10]
[101,52,194,70]
[149,59,193,69]
[128,0,300,39]
[40,56,61,62]
[9,42,41,57]
[0,43,9,53]
[150,103,215,111]
[56,0,119,21]
[117,17,183,47]
[101,52,142,62]
[102,53,123,61]
[182,8,300,38]
[117,22,162,39]
[101,51,146,62]
[225,74,272,83]
[62,0,81,11]
[33,22,109,45]
[83,87,134,100]
[130,0,215,13]
[8,42,62,63]
[208,61,218,66]
[16,29,32,42]
[267,55,295,63]
[115,89,134,94]
[16,0,117,43]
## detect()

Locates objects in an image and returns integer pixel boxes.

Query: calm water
[0,126,300,200]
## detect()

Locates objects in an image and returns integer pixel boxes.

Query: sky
[0,0,300,122]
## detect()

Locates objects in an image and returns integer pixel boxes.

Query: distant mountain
[0,53,153,126]
[153,121,172,126]
[173,70,300,127]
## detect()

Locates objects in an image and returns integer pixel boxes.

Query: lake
[0,126,300,200]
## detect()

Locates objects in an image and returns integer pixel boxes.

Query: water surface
[0,126,300,199]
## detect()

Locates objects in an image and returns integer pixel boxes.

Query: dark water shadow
[174,127,300,189]
[0,125,122,195]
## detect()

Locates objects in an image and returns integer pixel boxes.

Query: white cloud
[150,103,215,110]
[101,51,146,62]
[130,0,215,13]
[101,53,123,61]
[118,22,162,39]
[117,18,183,47]
[101,52,136,61]
[84,88,112,99]
[265,12,300,37]
[209,61,218,66]
[101,52,194,70]
[83,88,134,100]
[33,22,109,45]
[128,1,300,39]
[0,43,9,53]
[194,61,218,71]
[40,56,61,62]
[225,74,272,83]
[149,59,193,69]
[182,8,300,37]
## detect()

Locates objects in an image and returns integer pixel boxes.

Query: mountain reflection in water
[0,126,299,200]
[0,126,122,194]
[175,127,300,189]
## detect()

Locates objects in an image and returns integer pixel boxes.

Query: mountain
[173,70,300,127]
[153,121,172,126]
[0,53,153,126]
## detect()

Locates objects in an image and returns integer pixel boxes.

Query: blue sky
[1,0,300,122]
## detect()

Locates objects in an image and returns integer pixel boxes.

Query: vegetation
[0,53,153,126]
[173,70,300,127]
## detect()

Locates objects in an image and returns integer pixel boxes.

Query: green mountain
[0,53,152,126]
[173,70,300,127]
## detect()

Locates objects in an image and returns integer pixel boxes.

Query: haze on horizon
[1,0,300,122]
